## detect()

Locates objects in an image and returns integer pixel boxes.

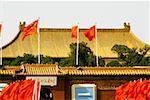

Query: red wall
[48,79,65,100]
[45,78,127,100]
[64,79,125,100]
[98,90,115,100]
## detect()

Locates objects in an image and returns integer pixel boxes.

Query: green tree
[10,56,23,66]
[106,60,122,67]
[59,58,70,67]
[23,53,36,64]
[111,44,150,66]
[3,54,54,66]
[2,59,11,66]
[98,56,105,67]
[59,42,105,67]
[41,55,54,64]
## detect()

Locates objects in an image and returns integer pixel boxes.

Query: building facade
[0,64,150,100]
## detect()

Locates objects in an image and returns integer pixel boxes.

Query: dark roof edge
[2,31,21,49]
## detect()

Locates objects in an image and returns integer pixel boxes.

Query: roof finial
[124,22,130,31]
[19,21,26,31]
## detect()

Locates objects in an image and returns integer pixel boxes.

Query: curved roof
[2,23,147,58]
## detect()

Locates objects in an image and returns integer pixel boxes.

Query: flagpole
[37,18,40,64]
[95,23,99,67]
[0,0,4,66]
[76,23,79,66]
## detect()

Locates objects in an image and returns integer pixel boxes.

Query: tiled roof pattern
[20,64,60,75]
[0,70,15,75]
[0,65,150,76]
[2,23,147,58]
[61,67,150,75]
[0,66,18,75]
[24,66,56,75]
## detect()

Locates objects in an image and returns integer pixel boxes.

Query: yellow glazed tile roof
[0,67,17,75]
[60,67,150,75]
[0,70,15,75]
[2,23,148,58]
[0,65,150,76]
[0,64,60,75]
[19,64,60,75]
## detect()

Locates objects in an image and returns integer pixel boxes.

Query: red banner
[116,80,150,100]
[84,25,96,41]
[21,20,38,41]
[0,79,41,100]
[71,25,78,39]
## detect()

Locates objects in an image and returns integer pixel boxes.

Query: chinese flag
[84,25,96,41]
[9,82,20,100]
[0,83,15,100]
[18,79,33,99]
[21,20,38,41]
[0,24,2,33]
[0,79,41,100]
[71,25,78,38]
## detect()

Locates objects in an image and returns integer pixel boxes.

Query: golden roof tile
[65,67,150,75]
[0,65,150,76]
[2,23,148,58]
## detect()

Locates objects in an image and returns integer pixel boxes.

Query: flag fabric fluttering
[116,80,150,100]
[84,25,96,41]
[21,20,38,41]
[21,19,41,64]
[0,79,41,100]
[84,25,98,66]
[71,25,78,39]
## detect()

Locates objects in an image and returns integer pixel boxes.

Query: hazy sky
[0,0,150,47]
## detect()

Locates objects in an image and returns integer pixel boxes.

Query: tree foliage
[4,53,54,66]
[40,55,54,64]
[59,42,105,67]
[10,56,24,66]
[111,44,150,66]
[106,60,122,67]
[2,43,149,67]
[23,53,37,64]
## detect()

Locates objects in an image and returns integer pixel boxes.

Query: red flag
[0,83,15,100]
[18,79,33,99]
[21,20,38,41]
[84,25,96,41]
[9,82,20,100]
[0,79,41,100]
[71,25,78,38]
[116,80,150,99]
[0,24,2,33]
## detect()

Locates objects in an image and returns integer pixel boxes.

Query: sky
[0,0,150,47]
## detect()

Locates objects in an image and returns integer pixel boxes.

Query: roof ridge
[40,27,129,32]
[39,22,130,32]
